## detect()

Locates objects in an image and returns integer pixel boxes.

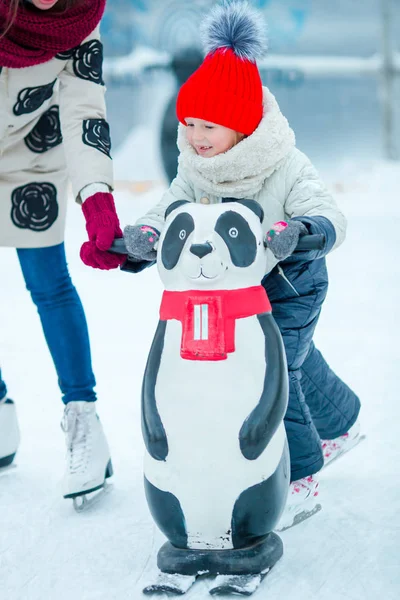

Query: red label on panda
[160,287,271,361]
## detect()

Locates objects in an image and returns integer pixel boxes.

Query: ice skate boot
[275,475,321,531]
[0,398,20,471]
[61,401,113,511]
[322,419,364,468]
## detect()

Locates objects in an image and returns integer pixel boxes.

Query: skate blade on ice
[63,458,113,512]
[209,568,270,596]
[323,434,366,470]
[72,480,113,512]
[276,502,322,532]
[143,572,197,595]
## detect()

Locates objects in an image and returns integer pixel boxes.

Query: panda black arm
[141,320,169,461]
[239,314,288,460]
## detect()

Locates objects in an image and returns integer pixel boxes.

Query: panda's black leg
[231,445,290,548]
[144,477,188,549]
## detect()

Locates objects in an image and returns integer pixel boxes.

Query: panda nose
[190,242,213,258]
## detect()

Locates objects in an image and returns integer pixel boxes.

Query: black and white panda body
[142,201,289,561]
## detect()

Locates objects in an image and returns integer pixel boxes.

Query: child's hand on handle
[123,225,160,261]
[265,220,308,261]
[80,192,126,270]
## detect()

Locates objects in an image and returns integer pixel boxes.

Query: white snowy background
[1,118,399,598]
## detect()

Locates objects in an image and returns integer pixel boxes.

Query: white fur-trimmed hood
[177,86,295,197]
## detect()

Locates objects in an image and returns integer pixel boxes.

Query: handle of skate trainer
[109,235,326,255]
[109,238,128,254]
[294,234,325,252]
[109,238,159,255]
[108,234,326,273]
[108,238,156,274]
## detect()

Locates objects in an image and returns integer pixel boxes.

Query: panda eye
[229,227,239,238]
[179,229,187,240]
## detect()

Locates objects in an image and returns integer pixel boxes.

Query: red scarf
[0,0,106,68]
[160,286,272,361]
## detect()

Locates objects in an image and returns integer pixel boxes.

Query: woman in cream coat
[0,0,124,502]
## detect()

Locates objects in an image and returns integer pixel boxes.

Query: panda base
[141,201,290,595]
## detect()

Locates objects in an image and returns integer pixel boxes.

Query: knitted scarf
[160,286,272,361]
[177,87,295,198]
[0,0,106,68]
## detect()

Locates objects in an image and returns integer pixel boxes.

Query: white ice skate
[0,398,20,472]
[61,401,113,511]
[321,419,364,468]
[275,475,321,532]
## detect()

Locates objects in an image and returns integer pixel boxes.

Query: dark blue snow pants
[262,256,360,482]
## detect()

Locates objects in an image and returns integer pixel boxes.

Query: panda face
[158,202,267,292]
[214,211,257,268]
[161,212,195,271]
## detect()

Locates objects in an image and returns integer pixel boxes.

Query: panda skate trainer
[61,401,113,511]
[0,398,20,472]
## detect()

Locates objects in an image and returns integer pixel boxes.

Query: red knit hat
[176,1,267,136]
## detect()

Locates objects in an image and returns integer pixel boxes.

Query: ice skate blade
[323,434,366,470]
[143,572,197,595]
[209,568,270,596]
[73,480,113,512]
[276,502,322,532]
[144,565,274,596]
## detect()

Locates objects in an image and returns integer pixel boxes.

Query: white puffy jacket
[136,87,346,275]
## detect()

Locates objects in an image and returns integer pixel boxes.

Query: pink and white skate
[322,419,364,469]
[275,475,321,532]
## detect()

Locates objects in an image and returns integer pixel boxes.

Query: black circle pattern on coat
[24,105,62,154]
[56,49,76,60]
[73,40,104,85]
[82,119,111,157]
[13,80,57,116]
[11,182,59,232]
[56,40,104,85]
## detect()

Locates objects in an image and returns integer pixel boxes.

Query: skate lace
[61,408,92,475]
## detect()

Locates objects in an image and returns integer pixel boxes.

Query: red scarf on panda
[0,0,106,68]
[160,286,272,361]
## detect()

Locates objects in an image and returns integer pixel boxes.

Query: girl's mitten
[266,220,308,261]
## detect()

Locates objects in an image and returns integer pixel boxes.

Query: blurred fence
[101,0,400,161]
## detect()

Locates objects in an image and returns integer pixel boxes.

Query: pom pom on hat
[176,1,267,136]
[201,1,268,61]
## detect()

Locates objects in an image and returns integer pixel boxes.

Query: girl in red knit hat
[124,1,361,530]
[0,0,124,505]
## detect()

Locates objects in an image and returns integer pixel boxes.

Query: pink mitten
[80,192,126,270]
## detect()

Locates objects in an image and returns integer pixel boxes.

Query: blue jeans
[0,243,96,404]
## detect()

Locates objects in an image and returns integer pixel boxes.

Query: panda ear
[165,200,191,220]
[221,198,264,222]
